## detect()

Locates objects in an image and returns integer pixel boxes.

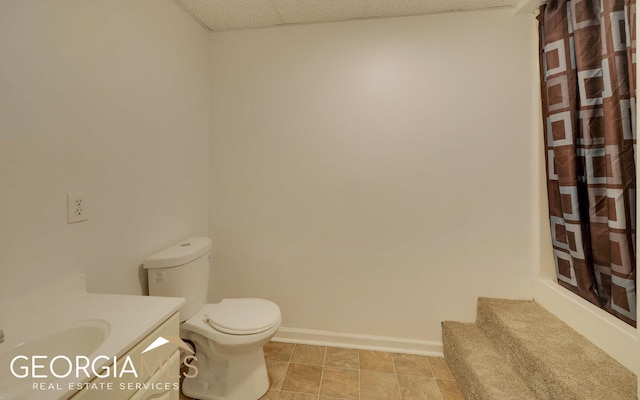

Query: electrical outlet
[67,192,88,224]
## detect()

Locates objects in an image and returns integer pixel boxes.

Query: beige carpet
[443,298,637,400]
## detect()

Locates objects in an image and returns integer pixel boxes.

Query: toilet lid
[205,298,281,335]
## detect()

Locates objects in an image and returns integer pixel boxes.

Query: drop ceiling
[175,0,523,31]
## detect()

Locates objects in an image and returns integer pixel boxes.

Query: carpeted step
[476,297,636,400]
[442,321,537,400]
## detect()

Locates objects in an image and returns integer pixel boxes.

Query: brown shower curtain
[538,0,637,326]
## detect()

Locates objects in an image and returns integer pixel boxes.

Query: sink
[0,274,184,400]
[1,319,110,359]
[0,320,110,400]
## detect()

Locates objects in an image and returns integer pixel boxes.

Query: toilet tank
[144,237,212,321]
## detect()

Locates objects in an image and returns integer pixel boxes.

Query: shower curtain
[538,0,637,326]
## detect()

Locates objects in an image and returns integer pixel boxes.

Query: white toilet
[144,237,281,400]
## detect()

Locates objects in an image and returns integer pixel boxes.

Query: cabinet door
[130,350,180,400]
[70,312,181,400]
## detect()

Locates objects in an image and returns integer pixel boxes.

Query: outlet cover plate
[67,192,88,224]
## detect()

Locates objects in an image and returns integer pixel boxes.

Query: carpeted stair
[442,297,637,400]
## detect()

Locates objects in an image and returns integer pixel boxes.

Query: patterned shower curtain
[538,0,637,326]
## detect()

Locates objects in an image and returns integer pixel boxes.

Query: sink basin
[0,319,110,400]
[1,319,110,359]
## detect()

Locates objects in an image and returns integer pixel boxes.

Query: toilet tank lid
[143,237,212,269]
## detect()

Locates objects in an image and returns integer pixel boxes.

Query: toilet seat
[183,298,280,337]
[204,298,280,335]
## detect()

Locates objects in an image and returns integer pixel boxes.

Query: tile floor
[180,342,464,400]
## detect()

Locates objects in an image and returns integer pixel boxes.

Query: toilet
[144,237,281,400]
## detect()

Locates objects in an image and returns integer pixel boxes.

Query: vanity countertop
[0,274,185,400]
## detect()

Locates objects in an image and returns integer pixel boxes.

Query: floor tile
[180,341,462,400]
[281,363,323,394]
[359,350,395,373]
[291,344,326,365]
[264,341,295,362]
[427,357,455,380]
[259,390,279,399]
[278,391,319,400]
[319,366,359,400]
[393,353,433,377]
[359,370,400,400]
[437,379,465,400]
[324,347,359,370]
[397,375,443,400]
[266,360,288,390]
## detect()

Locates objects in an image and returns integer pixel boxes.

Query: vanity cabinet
[71,312,181,400]
[130,350,180,400]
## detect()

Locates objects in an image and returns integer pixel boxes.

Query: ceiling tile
[176,0,521,31]
[367,0,448,17]
[457,0,519,10]
[272,0,368,24]
[367,0,517,18]
[176,0,282,31]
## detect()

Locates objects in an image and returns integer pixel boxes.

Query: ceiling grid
[174,0,521,31]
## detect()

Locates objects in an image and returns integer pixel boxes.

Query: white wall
[209,9,538,345]
[0,0,210,299]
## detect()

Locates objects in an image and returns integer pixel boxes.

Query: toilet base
[181,347,269,400]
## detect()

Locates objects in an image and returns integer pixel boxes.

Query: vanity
[0,274,185,400]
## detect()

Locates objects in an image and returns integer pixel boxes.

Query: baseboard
[273,327,443,356]
[534,278,638,374]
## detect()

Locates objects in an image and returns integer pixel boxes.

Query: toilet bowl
[144,237,281,400]
[180,300,281,400]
